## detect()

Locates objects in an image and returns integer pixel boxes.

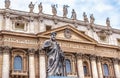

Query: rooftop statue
[90,14,95,25]
[5,0,10,9]
[63,5,68,17]
[71,9,77,20]
[42,32,65,76]
[106,17,110,27]
[83,12,88,23]
[38,2,43,13]
[51,5,57,16]
[29,2,34,13]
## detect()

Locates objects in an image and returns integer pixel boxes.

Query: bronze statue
[42,32,65,76]
[63,5,68,17]
[71,9,76,20]
[29,2,34,13]
[51,5,57,16]
[5,0,10,9]
[38,2,43,13]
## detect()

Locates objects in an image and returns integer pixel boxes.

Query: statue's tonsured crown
[51,32,57,36]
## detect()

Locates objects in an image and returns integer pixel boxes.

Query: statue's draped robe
[43,40,64,76]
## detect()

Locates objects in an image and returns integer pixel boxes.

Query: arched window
[83,61,89,76]
[14,56,22,70]
[103,64,109,76]
[65,59,71,73]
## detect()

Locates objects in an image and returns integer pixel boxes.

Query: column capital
[0,47,2,53]
[112,58,119,64]
[4,12,10,18]
[76,53,83,59]
[90,54,96,60]
[3,46,10,54]
[39,49,45,55]
[97,56,102,62]
[28,48,35,56]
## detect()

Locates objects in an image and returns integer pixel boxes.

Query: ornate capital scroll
[28,48,35,56]
[90,54,96,60]
[112,58,119,64]
[76,53,83,59]
[3,46,10,54]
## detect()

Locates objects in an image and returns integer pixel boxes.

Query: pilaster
[2,46,10,78]
[112,58,120,78]
[97,56,103,78]
[76,53,84,78]
[28,48,35,78]
[39,49,46,78]
[90,55,98,78]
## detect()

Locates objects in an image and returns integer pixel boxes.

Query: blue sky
[0,0,120,29]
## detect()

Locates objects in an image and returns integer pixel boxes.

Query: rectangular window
[15,22,25,30]
[46,25,51,31]
[117,39,120,46]
[99,36,107,42]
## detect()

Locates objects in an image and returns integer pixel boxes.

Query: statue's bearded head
[50,32,56,41]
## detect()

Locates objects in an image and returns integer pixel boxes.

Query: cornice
[0,30,37,38]
[1,9,120,34]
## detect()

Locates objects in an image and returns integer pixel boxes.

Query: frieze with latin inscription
[3,36,38,49]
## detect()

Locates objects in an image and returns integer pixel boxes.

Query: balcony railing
[103,76,115,78]
[11,70,28,76]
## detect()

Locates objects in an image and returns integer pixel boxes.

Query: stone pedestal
[113,59,120,78]
[76,53,84,78]
[97,57,103,78]
[2,46,10,78]
[28,49,35,78]
[90,55,98,78]
[39,50,46,78]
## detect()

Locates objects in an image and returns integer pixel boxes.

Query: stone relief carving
[64,28,72,39]
[42,32,65,76]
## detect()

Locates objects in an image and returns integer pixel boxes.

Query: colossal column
[113,58,120,78]
[39,50,46,78]
[2,46,10,78]
[76,53,84,78]
[97,57,103,78]
[28,49,35,78]
[90,55,98,78]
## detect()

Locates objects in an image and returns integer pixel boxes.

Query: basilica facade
[0,0,120,78]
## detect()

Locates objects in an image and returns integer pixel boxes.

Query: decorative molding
[112,58,119,64]
[90,54,96,60]
[76,53,83,59]
[28,48,35,55]
[39,49,45,55]
[3,46,10,54]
